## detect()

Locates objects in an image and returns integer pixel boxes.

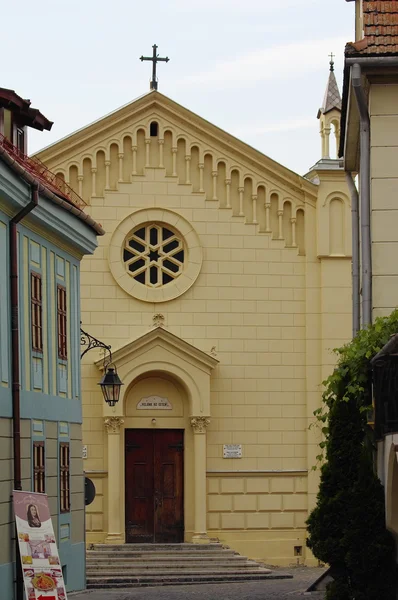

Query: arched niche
[329,197,345,255]
[296,209,305,256]
[163,130,174,176]
[96,150,106,196]
[190,145,200,192]
[217,161,227,207]
[69,164,79,193]
[283,201,293,246]
[82,157,92,203]
[123,136,133,182]
[270,192,279,239]
[177,138,186,183]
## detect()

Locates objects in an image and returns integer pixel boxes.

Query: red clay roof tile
[346,0,398,55]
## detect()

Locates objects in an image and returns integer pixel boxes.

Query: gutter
[340,55,398,158]
[10,183,39,600]
[345,172,360,336]
[345,57,398,67]
[351,63,372,327]
[0,146,105,236]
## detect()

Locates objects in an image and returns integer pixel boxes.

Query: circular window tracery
[123,224,185,287]
[109,208,203,303]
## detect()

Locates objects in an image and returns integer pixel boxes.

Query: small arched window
[150,121,158,137]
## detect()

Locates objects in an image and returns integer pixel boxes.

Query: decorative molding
[153,313,165,327]
[206,470,308,477]
[104,416,124,434]
[210,346,217,357]
[33,95,318,202]
[84,470,108,478]
[94,326,219,373]
[190,416,210,434]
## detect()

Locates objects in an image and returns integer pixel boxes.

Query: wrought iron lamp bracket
[80,327,112,366]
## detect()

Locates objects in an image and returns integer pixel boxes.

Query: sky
[3,0,354,175]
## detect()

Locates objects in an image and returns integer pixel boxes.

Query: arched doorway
[124,373,190,543]
[98,326,218,544]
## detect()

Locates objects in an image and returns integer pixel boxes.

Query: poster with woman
[13,491,67,600]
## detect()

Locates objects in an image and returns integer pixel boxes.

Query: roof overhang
[340,56,398,170]
[0,87,53,131]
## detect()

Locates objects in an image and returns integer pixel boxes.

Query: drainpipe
[351,63,372,327]
[345,172,360,336]
[10,182,39,600]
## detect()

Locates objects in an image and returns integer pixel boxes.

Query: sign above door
[137,396,173,410]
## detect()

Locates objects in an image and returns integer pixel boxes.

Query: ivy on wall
[307,310,398,600]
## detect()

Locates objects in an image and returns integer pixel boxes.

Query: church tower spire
[317,54,342,160]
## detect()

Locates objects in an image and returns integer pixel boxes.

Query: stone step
[85,543,288,589]
[87,559,254,566]
[87,554,242,561]
[87,553,245,562]
[90,543,225,552]
[86,572,291,589]
[87,565,266,574]
[87,546,236,556]
[86,554,253,564]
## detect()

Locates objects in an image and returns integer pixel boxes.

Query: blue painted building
[0,88,103,598]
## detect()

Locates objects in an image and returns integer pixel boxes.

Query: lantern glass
[98,366,123,407]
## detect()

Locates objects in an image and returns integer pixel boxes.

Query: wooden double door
[125,429,184,543]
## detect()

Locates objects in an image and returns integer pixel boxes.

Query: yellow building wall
[370,84,398,318]
[37,99,352,565]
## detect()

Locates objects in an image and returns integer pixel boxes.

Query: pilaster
[104,416,124,544]
[190,416,210,544]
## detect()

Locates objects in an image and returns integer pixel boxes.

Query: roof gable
[95,326,219,373]
[35,91,316,199]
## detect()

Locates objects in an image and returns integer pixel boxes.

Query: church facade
[35,75,351,565]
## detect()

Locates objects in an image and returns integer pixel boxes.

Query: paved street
[69,567,326,599]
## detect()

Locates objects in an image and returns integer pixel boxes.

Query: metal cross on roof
[329,52,335,72]
[140,44,170,91]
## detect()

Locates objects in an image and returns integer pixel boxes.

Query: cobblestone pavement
[69,567,326,599]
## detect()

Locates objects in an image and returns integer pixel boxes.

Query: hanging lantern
[98,365,123,407]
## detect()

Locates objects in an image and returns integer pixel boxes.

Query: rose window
[123,224,185,287]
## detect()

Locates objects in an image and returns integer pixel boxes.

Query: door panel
[125,429,154,543]
[125,429,184,543]
[154,430,184,543]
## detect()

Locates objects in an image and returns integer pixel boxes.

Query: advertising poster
[13,491,67,600]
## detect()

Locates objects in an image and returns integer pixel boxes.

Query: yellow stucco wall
[36,93,352,565]
[370,84,398,318]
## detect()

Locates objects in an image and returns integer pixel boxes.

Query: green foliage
[307,310,398,600]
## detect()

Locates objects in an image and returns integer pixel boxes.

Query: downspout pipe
[10,183,39,491]
[351,63,372,327]
[10,183,38,600]
[346,171,360,337]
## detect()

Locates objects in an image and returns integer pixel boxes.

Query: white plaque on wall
[223,444,243,458]
[82,445,88,459]
[137,396,173,410]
